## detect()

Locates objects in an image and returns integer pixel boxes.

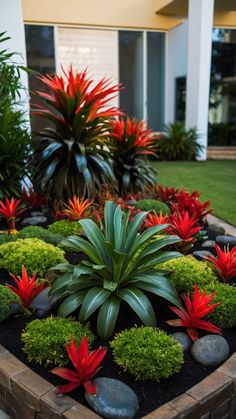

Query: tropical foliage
[50,201,182,340]
[205,244,236,282]
[7,266,45,308]
[0,197,26,233]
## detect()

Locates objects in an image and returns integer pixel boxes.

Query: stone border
[0,344,235,419]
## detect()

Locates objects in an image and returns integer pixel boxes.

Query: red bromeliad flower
[22,186,47,209]
[7,266,45,307]
[63,196,93,221]
[167,284,221,341]
[144,211,169,228]
[52,337,107,395]
[171,190,212,221]
[166,211,202,253]
[153,185,179,203]
[205,244,236,282]
[0,197,26,232]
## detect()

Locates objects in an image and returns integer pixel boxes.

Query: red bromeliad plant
[171,190,212,221]
[7,266,45,308]
[31,67,121,204]
[205,244,236,282]
[144,211,169,229]
[152,185,179,203]
[22,186,47,209]
[110,117,158,196]
[167,284,221,341]
[166,211,202,253]
[63,196,93,221]
[0,197,26,233]
[52,336,107,395]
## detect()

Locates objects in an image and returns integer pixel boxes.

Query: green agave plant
[50,201,182,340]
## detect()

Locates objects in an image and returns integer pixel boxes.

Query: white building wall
[165,21,188,124]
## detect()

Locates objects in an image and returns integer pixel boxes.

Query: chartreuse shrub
[21,316,94,367]
[48,220,82,237]
[111,327,183,381]
[159,256,218,293]
[50,201,182,340]
[0,285,20,322]
[199,283,236,329]
[134,199,170,215]
[0,238,65,276]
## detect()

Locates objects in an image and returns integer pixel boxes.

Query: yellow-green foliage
[0,238,65,276]
[48,220,81,237]
[134,199,170,215]
[111,326,183,381]
[21,316,94,367]
[159,255,218,293]
[0,285,19,322]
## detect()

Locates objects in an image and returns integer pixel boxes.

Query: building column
[185,0,214,160]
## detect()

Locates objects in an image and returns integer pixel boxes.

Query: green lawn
[152,160,236,226]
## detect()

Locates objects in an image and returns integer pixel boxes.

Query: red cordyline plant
[144,211,169,228]
[171,190,212,221]
[110,117,158,196]
[205,244,236,282]
[0,197,26,233]
[152,185,179,203]
[167,284,221,341]
[22,186,47,209]
[63,196,93,221]
[166,211,202,253]
[7,266,45,308]
[52,336,107,395]
[31,66,122,204]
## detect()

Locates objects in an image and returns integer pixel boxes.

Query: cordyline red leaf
[22,187,47,209]
[52,337,107,395]
[7,266,45,307]
[154,185,179,203]
[167,211,202,241]
[171,190,212,221]
[205,244,236,282]
[144,211,169,228]
[63,196,93,221]
[167,284,221,341]
[0,197,26,232]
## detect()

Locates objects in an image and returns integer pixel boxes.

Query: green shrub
[134,199,170,215]
[200,283,236,329]
[159,256,218,293]
[21,316,94,367]
[16,226,64,246]
[0,238,65,276]
[111,326,183,381]
[48,220,82,237]
[0,234,14,245]
[0,285,20,322]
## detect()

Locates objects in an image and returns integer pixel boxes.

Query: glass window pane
[147,32,165,131]
[119,31,143,120]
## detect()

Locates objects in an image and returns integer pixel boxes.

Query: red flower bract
[205,244,236,282]
[52,336,107,395]
[22,187,47,209]
[63,196,93,221]
[0,197,26,232]
[167,284,221,341]
[153,185,179,203]
[7,266,45,307]
[144,211,169,228]
[171,190,212,221]
[167,211,202,241]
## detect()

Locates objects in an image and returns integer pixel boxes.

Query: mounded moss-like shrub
[48,220,82,237]
[111,327,183,381]
[21,316,94,367]
[0,238,65,276]
[0,234,14,245]
[16,226,64,246]
[0,285,20,322]
[159,255,218,293]
[134,199,170,215]
[200,283,236,329]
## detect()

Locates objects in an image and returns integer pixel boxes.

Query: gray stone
[216,235,236,247]
[207,224,225,240]
[9,302,22,315]
[85,377,139,419]
[172,332,192,351]
[30,211,44,217]
[21,215,47,227]
[31,287,58,314]
[193,250,213,261]
[201,240,215,248]
[191,335,230,367]
[35,308,47,318]
[0,410,11,419]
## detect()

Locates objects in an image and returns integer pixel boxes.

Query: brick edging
[0,344,235,419]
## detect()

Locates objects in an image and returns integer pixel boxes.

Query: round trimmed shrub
[200,283,236,329]
[48,220,82,237]
[21,316,94,367]
[159,255,218,293]
[16,226,64,246]
[0,285,20,322]
[111,327,183,381]
[0,238,65,276]
[134,199,170,215]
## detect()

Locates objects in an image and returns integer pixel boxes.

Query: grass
[152,160,236,226]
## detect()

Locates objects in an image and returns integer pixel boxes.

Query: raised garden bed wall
[0,343,235,419]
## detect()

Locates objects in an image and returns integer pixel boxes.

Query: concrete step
[207,146,236,160]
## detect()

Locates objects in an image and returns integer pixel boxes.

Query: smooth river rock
[206,224,225,240]
[201,240,215,248]
[191,335,230,367]
[172,332,192,351]
[31,287,59,315]
[85,377,139,419]
[216,235,236,247]
[193,250,213,261]
[21,215,47,227]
